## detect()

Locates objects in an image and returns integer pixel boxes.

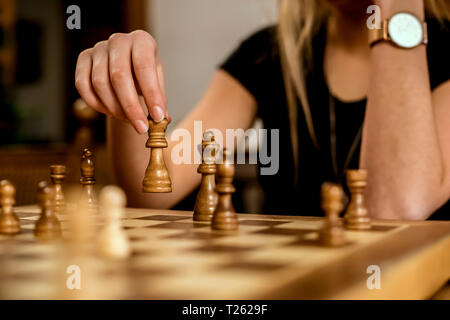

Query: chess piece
[193,131,219,221]
[142,118,172,193]
[50,165,66,214]
[212,148,238,231]
[80,148,97,210]
[34,181,62,240]
[97,185,130,259]
[319,183,346,247]
[0,180,20,235]
[344,169,371,230]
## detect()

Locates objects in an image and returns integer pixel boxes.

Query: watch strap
[369,18,428,47]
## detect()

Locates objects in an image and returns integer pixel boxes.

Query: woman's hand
[75,30,170,134]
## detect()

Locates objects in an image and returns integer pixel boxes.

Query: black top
[220,18,450,219]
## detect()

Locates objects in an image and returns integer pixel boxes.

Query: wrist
[375,0,425,20]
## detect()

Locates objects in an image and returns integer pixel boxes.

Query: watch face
[388,12,423,48]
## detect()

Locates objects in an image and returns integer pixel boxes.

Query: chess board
[1,206,449,300]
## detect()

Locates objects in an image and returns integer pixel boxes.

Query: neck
[327,6,369,50]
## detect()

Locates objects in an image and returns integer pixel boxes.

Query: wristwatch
[369,12,428,48]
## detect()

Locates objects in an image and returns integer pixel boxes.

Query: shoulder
[219,25,281,100]
[221,25,279,69]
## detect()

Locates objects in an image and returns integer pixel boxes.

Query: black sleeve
[427,18,450,90]
[219,26,279,101]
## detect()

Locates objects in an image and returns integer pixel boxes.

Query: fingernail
[150,106,165,123]
[135,120,148,134]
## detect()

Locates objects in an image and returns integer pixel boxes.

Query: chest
[324,44,370,103]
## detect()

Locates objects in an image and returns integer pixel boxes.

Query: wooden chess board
[1,206,449,300]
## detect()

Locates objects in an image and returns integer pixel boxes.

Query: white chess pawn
[97,186,130,259]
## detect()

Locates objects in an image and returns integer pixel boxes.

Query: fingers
[156,57,171,123]
[130,30,168,123]
[75,30,172,133]
[75,49,112,116]
[108,33,149,134]
[91,41,127,121]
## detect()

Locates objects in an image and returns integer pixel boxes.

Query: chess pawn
[50,165,66,214]
[319,183,346,247]
[35,181,62,240]
[142,118,172,193]
[0,180,20,235]
[193,131,219,221]
[344,170,371,230]
[80,148,97,210]
[212,148,238,231]
[97,186,130,259]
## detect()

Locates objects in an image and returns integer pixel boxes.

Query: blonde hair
[277,0,450,182]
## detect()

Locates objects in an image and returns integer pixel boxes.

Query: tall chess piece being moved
[143,118,172,193]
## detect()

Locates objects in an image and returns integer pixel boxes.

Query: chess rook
[80,148,97,209]
[143,118,172,193]
[0,180,20,235]
[97,185,130,259]
[344,169,371,230]
[193,131,219,221]
[212,148,238,231]
[34,181,62,240]
[50,164,66,214]
[319,183,346,247]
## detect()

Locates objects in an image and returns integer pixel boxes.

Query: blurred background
[0,0,276,209]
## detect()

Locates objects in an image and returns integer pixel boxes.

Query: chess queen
[75,0,450,220]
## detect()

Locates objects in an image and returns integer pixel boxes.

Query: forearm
[361,0,445,219]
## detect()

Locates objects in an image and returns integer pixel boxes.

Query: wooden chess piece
[344,169,371,230]
[50,165,66,214]
[0,180,20,235]
[193,131,219,221]
[212,148,238,231]
[80,148,97,209]
[319,182,346,247]
[97,185,130,259]
[142,118,172,193]
[34,181,62,240]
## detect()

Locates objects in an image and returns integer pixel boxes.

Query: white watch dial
[388,12,423,48]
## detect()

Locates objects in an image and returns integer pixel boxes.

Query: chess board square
[146,221,208,230]
[239,219,290,227]
[136,215,189,221]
